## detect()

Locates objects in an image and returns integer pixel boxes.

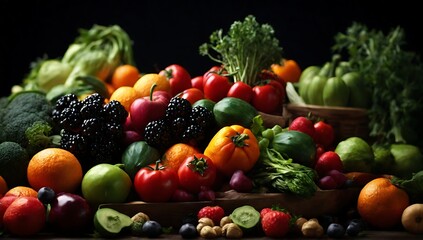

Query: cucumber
[192,99,216,112]
[272,130,316,167]
[229,205,260,230]
[213,97,258,128]
[94,208,133,237]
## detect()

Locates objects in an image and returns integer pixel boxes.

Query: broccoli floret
[0,141,30,188]
[0,91,54,148]
[25,121,61,156]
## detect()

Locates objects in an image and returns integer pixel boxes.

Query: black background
[1,0,422,97]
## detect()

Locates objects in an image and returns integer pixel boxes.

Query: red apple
[48,192,92,233]
[130,89,171,134]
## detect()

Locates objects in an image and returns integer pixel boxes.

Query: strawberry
[260,207,272,219]
[314,151,343,177]
[288,116,315,139]
[197,205,225,225]
[261,210,291,238]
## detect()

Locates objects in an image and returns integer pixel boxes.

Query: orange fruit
[5,186,38,198]
[27,148,83,193]
[0,176,8,197]
[133,73,171,98]
[357,177,409,229]
[3,196,46,236]
[161,143,200,170]
[111,64,141,89]
[109,86,141,112]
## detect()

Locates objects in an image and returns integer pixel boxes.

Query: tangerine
[161,143,200,170]
[5,186,38,198]
[111,64,141,89]
[0,176,8,197]
[3,196,46,236]
[133,73,171,98]
[357,177,409,229]
[109,86,140,112]
[27,148,83,193]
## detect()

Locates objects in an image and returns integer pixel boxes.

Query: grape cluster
[144,97,216,151]
[52,93,128,170]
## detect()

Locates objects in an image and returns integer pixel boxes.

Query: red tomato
[191,76,204,91]
[251,83,282,114]
[159,64,192,96]
[314,121,335,148]
[203,66,232,102]
[267,80,286,99]
[177,153,217,194]
[227,82,253,103]
[134,161,178,202]
[178,88,204,105]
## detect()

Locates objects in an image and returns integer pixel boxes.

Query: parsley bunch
[199,15,282,85]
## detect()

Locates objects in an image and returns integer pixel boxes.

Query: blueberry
[179,223,197,239]
[326,223,345,238]
[347,218,365,231]
[346,222,362,237]
[142,220,162,238]
[37,186,56,204]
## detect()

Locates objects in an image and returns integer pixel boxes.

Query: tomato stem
[188,155,208,176]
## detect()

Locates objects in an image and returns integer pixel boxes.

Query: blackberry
[190,106,215,129]
[102,100,128,124]
[80,93,105,119]
[171,117,188,138]
[165,97,191,120]
[90,137,118,164]
[106,121,124,138]
[182,124,205,144]
[59,107,82,131]
[55,94,78,111]
[81,118,102,137]
[60,130,88,155]
[144,119,172,150]
[53,93,127,168]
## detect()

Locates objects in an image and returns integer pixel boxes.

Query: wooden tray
[100,188,360,229]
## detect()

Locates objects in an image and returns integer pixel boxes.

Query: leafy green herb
[332,23,423,149]
[249,115,318,197]
[199,15,282,85]
[392,170,423,202]
[249,147,317,198]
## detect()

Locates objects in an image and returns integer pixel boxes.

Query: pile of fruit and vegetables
[1,15,423,238]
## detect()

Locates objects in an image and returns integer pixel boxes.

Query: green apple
[81,163,132,207]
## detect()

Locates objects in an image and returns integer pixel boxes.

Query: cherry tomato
[178,87,204,105]
[227,81,253,103]
[134,161,178,202]
[251,82,282,114]
[159,64,192,96]
[177,153,216,194]
[314,121,335,148]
